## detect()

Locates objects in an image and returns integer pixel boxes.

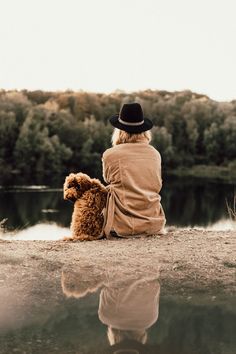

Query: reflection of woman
[98,277,160,349]
[102,102,166,238]
[61,267,160,353]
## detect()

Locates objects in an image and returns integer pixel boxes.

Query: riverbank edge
[165,164,236,184]
[0,163,236,189]
[0,229,235,298]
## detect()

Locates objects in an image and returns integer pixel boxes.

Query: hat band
[118,117,144,126]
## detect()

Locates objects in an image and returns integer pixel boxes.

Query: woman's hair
[111,128,152,146]
[107,327,148,345]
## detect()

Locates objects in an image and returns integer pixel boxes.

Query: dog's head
[61,268,104,299]
[63,172,100,202]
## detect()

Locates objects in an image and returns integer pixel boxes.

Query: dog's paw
[63,235,88,242]
[78,234,102,241]
[63,236,75,242]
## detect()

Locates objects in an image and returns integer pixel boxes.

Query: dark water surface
[0,178,235,236]
[0,266,235,354]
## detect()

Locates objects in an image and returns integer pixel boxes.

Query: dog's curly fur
[63,172,107,241]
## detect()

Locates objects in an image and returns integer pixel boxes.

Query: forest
[0,89,236,186]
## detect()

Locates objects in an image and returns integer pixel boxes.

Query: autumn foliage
[0,89,236,186]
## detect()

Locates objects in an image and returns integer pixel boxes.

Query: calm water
[0,178,235,239]
[0,264,235,354]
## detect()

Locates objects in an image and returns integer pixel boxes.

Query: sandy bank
[0,228,235,297]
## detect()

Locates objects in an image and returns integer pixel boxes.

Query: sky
[0,0,236,101]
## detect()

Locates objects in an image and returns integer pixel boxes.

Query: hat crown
[109,102,153,133]
[119,103,144,123]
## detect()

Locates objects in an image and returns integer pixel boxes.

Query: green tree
[151,126,175,167]
[221,116,236,161]
[14,108,72,183]
[203,122,223,164]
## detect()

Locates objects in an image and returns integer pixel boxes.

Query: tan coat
[102,142,166,237]
[98,278,160,330]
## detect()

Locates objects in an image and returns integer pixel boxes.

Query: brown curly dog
[63,172,107,241]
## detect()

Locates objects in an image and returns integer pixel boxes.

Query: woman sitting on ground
[102,102,166,238]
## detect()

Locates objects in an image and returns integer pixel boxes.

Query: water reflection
[0,260,235,353]
[0,189,72,231]
[60,265,236,354]
[2,223,69,240]
[61,266,160,354]
[162,177,235,227]
[0,178,235,234]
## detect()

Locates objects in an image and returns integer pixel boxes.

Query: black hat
[109,103,153,134]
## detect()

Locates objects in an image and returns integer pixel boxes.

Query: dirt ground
[0,228,235,297]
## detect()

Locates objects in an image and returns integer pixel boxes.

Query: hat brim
[109,114,153,134]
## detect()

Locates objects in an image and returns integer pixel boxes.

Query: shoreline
[0,164,236,190]
[0,228,235,297]
[165,164,236,184]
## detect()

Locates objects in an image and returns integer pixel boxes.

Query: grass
[0,218,8,234]
[226,195,236,221]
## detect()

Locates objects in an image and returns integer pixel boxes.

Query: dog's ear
[77,174,93,191]
[67,177,80,189]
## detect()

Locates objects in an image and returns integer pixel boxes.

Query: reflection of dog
[63,172,107,241]
[61,267,104,298]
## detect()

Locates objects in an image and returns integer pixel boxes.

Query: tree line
[0,89,236,186]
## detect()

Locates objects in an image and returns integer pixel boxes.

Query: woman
[102,102,166,238]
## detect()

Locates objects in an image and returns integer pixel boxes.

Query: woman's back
[103,142,162,191]
[102,142,165,237]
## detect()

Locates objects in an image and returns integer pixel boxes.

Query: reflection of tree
[161,178,233,227]
[0,191,72,230]
[149,297,236,354]
[0,180,233,231]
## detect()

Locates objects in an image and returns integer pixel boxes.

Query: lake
[0,264,235,354]
[0,177,235,240]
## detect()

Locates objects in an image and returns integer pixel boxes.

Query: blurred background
[0,0,236,235]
